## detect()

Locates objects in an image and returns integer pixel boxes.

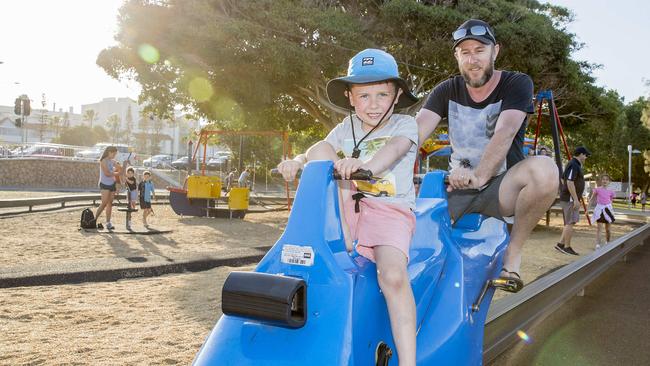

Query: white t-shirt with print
[325,113,418,209]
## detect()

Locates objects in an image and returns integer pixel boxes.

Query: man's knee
[521,157,558,195]
[532,157,558,184]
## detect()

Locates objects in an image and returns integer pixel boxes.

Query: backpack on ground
[80,208,97,229]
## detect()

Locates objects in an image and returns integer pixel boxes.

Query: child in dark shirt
[125,167,138,210]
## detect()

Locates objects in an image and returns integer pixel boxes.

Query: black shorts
[447,173,509,223]
[139,199,152,209]
[99,182,116,192]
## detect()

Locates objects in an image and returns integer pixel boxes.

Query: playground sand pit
[1,265,254,365]
[0,197,639,281]
[0,203,288,268]
[0,189,642,365]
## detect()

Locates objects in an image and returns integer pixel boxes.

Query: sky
[0,0,648,114]
[0,0,139,114]
[547,0,650,103]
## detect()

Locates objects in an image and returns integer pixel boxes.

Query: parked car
[206,151,233,170]
[76,143,135,163]
[207,156,228,170]
[0,146,13,158]
[171,156,196,170]
[143,154,172,169]
[19,143,75,159]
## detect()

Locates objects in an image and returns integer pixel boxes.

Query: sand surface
[1,265,253,365]
[0,190,642,365]
[0,203,287,268]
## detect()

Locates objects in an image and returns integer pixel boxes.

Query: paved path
[489,243,650,366]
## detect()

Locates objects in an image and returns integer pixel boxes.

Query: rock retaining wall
[0,158,174,191]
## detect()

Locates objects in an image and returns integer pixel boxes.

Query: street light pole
[628,145,632,208]
[627,145,642,209]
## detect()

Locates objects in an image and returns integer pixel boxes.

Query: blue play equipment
[193,160,510,365]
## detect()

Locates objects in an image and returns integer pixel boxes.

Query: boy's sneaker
[595,244,601,250]
[106,222,115,230]
[563,246,580,256]
[554,243,566,254]
[96,223,104,229]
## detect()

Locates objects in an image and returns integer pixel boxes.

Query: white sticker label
[281,244,315,267]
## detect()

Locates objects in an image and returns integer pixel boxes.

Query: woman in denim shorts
[96,146,118,229]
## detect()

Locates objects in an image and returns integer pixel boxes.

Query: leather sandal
[494,268,524,293]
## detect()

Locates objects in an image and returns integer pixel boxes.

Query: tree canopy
[55,125,110,147]
[98,0,650,185]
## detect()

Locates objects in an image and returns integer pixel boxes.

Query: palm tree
[49,115,62,140]
[83,109,96,128]
[137,112,152,153]
[106,114,122,144]
[124,105,134,146]
[62,112,70,130]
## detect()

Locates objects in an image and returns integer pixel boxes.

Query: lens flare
[188,77,214,103]
[138,44,160,64]
[212,97,237,119]
[517,330,532,344]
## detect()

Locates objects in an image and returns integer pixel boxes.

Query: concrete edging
[0,247,270,288]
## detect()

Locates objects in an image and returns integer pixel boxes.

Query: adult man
[416,19,559,291]
[238,167,252,189]
[555,146,591,255]
[538,147,548,156]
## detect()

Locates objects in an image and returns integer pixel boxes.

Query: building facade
[0,98,199,157]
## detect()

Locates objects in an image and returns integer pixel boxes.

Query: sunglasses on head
[452,25,495,42]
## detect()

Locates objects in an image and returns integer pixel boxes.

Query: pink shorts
[343,197,416,263]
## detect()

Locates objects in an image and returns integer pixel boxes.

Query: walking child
[125,167,138,210]
[589,173,616,249]
[277,49,419,366]
[138,171,155,227]
[124,167,138,230]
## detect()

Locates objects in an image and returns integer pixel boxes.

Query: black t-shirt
[126,177,137,191]
[138,181,146,200]
[422,71,534,175]
[560,158,585,202]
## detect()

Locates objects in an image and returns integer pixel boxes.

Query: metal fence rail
[483,223,650,362]
[0,193,170,212]
[0,192,288,212]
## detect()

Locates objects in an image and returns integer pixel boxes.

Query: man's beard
[461,61,494,88]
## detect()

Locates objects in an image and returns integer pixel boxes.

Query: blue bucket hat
[326,49,418,110]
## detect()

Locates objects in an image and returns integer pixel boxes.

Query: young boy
[138,171,155,227]
[124,166,138,230]
[277,49,419,366]
[125,167,138,210]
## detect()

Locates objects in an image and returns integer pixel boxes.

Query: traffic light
[22,98,31,116]
[14,98,21,115]
[13,96,31,116]
[14,118,21,127]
